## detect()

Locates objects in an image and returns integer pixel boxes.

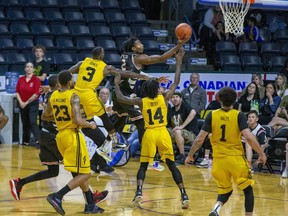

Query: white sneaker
[282,169,288,178]
[148,161,165,171]
[197,158,209,168]
[96,146,112,162]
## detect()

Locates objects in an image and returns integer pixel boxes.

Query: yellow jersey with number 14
[142,94,167,129]
[49,89,77,131]
[74,57,106,90]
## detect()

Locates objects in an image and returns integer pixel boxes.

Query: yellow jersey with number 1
[74,57,106,90]
[49,89,77,131]
[142,94,167,129]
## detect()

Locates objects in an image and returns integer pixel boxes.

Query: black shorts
[39,129,63,165]
[112,92,142,120]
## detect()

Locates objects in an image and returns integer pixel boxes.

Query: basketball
[175,23,192,40]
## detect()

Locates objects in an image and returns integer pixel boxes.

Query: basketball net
[219,0,252,37]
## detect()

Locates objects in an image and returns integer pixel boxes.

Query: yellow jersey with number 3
[142,94,167,129]
[74,57,106,90]
[210,109,244,157]
[49,89,77,131]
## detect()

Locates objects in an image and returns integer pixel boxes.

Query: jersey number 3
[82,67,95,82]
[147,107,164,125]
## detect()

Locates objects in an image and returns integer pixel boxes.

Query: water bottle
[5,72,19,94]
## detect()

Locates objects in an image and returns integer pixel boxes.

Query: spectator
[199,6,223,54]
[259,83,281,125]
[167,91,199,164]
[0,105,8,144]
[282,143,288,178]
[16,62,41,147]
[181,73,207,118]
[32,45,49,85]
[244,110,267,173]
[275,74,288,98]
[268,94,288,132]
[267,11,286,33]
[247,9,267,28]
[243,17,262,42]
[279,59,288,78]
[32,45,50,129]
[251,73,265,100]
[99,87,115,119]
[238,82,260,115]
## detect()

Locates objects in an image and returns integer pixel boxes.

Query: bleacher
[0,0,164,75]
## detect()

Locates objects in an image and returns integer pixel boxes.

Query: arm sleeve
[257,132,266,145]
[202,112,212,133]
[238,112,248,131]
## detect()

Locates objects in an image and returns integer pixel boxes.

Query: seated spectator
[275,74,288,98]
[199,6,223,56]
[268,94,288,132]
[238,82,260,115]
[167,92,199,164]
[243,17,262,42]
[99,87,115,119]
[259,83,281,125]
[282,143,288,178]
[252,73,265,100]
[0,105,8,144]
[267,11,286,33]
[243,110,267,172]
[247,9,267,28]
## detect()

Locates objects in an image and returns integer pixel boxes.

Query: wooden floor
[0,144,287,216]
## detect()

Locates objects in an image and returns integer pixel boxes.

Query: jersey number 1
[220,124,227,142]
[147,108,164,125]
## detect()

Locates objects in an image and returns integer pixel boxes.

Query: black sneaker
[99,166,114,173]
[132,190,143,207]
[175,154,186,165]
[209,210,219,216]
[84,204,105,214]
[93,190,108,205]
[46,193,65,215]
[181,193,190,209]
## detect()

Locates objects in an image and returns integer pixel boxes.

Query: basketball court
[0,144,287,215]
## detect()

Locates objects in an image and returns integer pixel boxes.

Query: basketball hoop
[219,0,254,37]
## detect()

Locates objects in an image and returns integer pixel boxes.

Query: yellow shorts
[212,155,254,194]
[56,129,91,174]
[74,88,105,119]
[140,127,174,164]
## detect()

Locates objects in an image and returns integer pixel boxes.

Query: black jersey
[120,52,142,95]
[41,91,58,135]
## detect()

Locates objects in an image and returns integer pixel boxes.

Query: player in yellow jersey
[114,48,190,209]
[69,46,150,159]
[185,87,267,216]
[42,70,104,215]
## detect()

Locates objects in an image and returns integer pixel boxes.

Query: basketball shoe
[84,204,105,214]
[197,158,209,168]
[46,193,65,215]
[9,178,22,200]
[181,193,190,209]
[132,190,143,207]
[282,169,288,178]
[209,210,219,216]
[94,190,109,204]
[96,146,112,162]
[148,161,165,171]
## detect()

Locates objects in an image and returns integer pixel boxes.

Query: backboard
[198,0,288,10]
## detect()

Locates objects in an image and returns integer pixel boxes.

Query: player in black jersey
[112,36,190,143]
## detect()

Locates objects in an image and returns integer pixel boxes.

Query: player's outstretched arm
[114,74,142,107]
[104,65,150,80]
[68,61,82,74]
[164,48,185,101]
[135,36,190,65]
